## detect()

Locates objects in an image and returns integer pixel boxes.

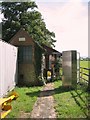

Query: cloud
[36,0,88,56]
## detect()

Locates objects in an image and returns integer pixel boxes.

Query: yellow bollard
[47,71,51,77]
[47,71,51,81]
[0,91,19,119]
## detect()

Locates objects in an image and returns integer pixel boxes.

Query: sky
[0,0,89,57]
[35,0,88,57]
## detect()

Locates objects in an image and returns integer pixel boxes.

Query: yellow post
[0,91,19,119]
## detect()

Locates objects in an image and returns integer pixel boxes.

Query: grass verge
[80,60,90,68]
[6,85,42,118]
[54,80,88,118]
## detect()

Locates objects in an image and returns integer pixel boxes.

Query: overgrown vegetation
[54,80,88,118]
[6,86,42,118]
[34,43,44,85]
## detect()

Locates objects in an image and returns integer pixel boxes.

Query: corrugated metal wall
[0,40,18,98]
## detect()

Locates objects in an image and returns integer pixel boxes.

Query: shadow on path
[26,85,72,97]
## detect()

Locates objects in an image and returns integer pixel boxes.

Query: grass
[54,80,88,118]
[53,60,89,118]
[80,60,90,68]
[5,61,89,118]
[6,85,42,118]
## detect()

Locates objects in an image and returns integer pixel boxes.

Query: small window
[19,37,26,41]
[18,46,32,63]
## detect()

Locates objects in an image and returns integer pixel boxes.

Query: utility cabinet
[0,40,18,98]
[62,50,77,88]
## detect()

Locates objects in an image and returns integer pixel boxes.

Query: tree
[2,2,56,47]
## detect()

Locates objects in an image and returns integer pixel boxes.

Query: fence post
[87,69,90,91]
[80,67,83,82]
[88,69,90,118]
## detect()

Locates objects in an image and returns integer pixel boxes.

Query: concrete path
[30,83,57,118]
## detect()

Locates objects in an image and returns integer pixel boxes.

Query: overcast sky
[35,0,88,57]
[0,0,89,57]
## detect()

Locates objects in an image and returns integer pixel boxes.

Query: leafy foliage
[2,2,56,47]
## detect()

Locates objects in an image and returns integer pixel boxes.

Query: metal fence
[80,67,90,91]
[80,67,90,84]
[0,40,18,98]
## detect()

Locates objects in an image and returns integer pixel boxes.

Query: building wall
[10,29,34,46]
[10,29,38,86]
[18,64,37,86]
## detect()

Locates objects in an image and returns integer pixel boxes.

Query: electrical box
[62,50,77,88]
[0,40,18,98]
